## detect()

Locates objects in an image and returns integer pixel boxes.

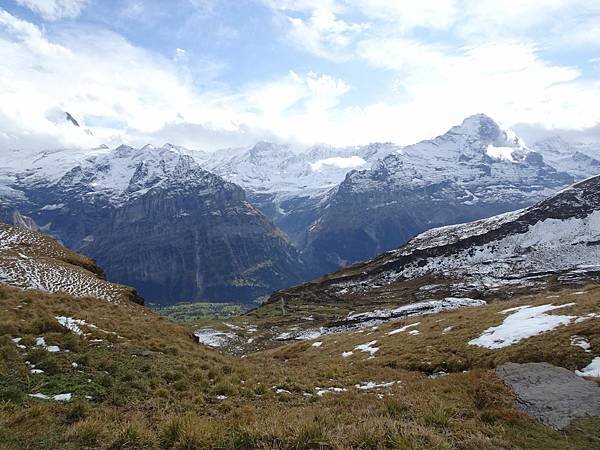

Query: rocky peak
[301,114,573,274]
[451,113,502,141]
[113,144,136,158]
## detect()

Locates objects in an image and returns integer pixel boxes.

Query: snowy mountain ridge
[265,173,600,312]
[299,114,576,273]
[331,174,600,298]
[200,141,397,197]
[531,136,600,181]
[0,144,309,304]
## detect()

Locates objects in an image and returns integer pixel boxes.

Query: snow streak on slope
[391,210,600,284]
[298,174,600,301]
[0,223,137,303]
[0,256,128,303]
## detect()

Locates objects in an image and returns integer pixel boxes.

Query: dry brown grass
[1,284,599,449]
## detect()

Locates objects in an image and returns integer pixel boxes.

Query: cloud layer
[0,0,599,151]
[16,0,87,21]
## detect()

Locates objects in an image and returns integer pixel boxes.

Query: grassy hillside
[1,284,599,449]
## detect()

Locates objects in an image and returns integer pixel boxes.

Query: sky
[0,0,599,152]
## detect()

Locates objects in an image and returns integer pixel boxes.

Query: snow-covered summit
[331,114,563,198]
[202,140,398,198]
[300,115,574,273]
[42,143,227,206]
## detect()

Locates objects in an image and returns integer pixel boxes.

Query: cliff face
[3,145,307,304]
[80,162,307,303]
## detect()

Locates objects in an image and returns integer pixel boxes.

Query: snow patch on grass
[55,316,93,335]
[29,393,72,401]
[388,322,420,335]
[193,328,236,348]
[347,298,485,322]
[570,336,591,352]
[35,337,60,352]
[355,381,398,390]
[315,387,348,396]
[575,358,600,377]
[354,340,379,355]
[468,303,576,349]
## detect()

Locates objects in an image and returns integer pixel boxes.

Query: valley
[2,3,600,448]
[1,172,599,448]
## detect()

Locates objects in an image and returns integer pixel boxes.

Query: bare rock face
[3,145,308,304]
[496,362,600,429]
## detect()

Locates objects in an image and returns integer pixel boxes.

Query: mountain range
[0,113,597,304]
[0,145,307,303]
[1,137,599,448]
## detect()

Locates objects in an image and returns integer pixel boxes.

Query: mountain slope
[3,275,599,448]
[532,136,600,181]
[1,145,307,304]
[0,222,142,304]
[203,141,398,245]
[268,173,600,308]
[302,114,574,273]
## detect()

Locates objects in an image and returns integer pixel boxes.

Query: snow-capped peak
[452,113,501,138]
[50,143,217,204]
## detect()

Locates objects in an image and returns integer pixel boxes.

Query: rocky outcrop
[496,362,600,429]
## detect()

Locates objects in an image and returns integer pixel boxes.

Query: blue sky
[0,0,599,151]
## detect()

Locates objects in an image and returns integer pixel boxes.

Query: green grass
[152,301,249,322]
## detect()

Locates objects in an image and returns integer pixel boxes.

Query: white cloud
[1,3,599,152]
[459,0,600,37]
[286,8,368,59]
[0,11,198,149]
[0,10,352,150]
[349,0,458,30]
[338,41,600,145]
[15,0,87,21]
[264,0,342,14]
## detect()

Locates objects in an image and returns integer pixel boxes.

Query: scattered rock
[497,362,600,429]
